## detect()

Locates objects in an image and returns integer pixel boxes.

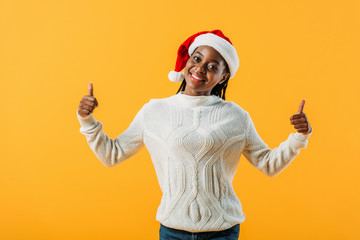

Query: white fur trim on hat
[188,33,239,79]
[168,70,185,82]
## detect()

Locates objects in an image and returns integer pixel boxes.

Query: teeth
[192,73,202,80]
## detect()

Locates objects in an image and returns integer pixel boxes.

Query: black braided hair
[176,64,230,100]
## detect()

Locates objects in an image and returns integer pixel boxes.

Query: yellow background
[1,0,359,239]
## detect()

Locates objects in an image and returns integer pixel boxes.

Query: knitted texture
[77,92,312,232]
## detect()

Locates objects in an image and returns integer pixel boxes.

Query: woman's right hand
[78,82,99,118]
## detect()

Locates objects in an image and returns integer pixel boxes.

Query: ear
[219,72,230,85]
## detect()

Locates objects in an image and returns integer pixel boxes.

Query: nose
[196,63,206,74]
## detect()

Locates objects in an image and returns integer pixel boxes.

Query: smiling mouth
[190,72,206,82]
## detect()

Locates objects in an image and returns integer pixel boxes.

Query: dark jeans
[159,223,240,240]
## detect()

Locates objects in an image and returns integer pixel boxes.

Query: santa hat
[168,29,239,82]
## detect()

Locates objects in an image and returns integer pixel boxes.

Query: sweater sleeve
[76,104,147,167]
[242,112,313,177]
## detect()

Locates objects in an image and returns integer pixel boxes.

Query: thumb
[88,82,93,96]
[297,99,305,113]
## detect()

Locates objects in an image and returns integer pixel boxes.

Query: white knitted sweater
[77,92,312,232]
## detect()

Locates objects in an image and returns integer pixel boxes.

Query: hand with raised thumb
[290,99,312,135]
[78,82,99,118]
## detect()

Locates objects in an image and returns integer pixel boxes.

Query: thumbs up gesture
[78,82,99,118]
[290,99,312,135]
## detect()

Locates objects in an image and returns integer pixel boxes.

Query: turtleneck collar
[172,91,223,107]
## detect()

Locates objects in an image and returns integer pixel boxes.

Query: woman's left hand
[290,99,312,135]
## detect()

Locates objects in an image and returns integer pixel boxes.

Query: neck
[182,88,211,97]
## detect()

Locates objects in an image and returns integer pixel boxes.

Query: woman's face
[183,45,230,96]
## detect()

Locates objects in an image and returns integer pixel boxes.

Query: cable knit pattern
[77,92,312,233]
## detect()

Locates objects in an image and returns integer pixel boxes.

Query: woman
[77,30,312,240]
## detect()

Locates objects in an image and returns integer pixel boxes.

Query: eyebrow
[194,51,220,65]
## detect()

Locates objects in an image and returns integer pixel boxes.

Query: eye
[209,65,217,71]
[193,56,201,62]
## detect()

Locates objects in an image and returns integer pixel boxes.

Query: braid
[211,79,229,100]
[176,79,186,94]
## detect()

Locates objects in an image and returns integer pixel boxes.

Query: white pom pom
[168,71,185,82]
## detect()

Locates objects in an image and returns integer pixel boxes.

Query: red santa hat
[168,29,239,82]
